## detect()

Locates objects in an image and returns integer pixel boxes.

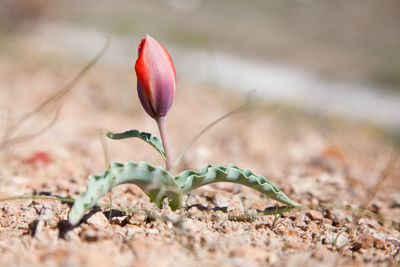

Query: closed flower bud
[135,35,176,119]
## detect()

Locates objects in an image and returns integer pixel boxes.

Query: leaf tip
[106,131,114,138]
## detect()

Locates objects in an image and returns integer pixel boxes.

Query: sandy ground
[0,34,400,267]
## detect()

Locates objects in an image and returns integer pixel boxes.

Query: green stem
[156,116,173,172]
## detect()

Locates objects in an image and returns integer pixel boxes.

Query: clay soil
[0,35,400,267]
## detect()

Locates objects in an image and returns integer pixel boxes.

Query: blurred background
[1,0,400,132]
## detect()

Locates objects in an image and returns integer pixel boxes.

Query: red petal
[134,35,177,118]
[135,38,152,103]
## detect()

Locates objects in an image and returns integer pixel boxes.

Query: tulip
[134,35,176,171]
[135,34,176,119]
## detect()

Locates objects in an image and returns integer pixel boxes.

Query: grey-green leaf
[107,130,166,159]
[174,164,300,207]
[68,161,299,225]
[68,161,181,225]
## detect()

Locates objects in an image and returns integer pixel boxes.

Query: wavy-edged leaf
[107,130,166,159]
[68,161,181,225]
[69,161,299,225]
[174,164,299,207]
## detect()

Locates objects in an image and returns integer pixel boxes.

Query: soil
[0,34,400,267]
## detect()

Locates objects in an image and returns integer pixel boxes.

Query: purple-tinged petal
[135,35,176,119]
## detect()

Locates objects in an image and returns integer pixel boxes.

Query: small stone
[86,212,109,227]
[231,257,246,267]
[335,235,349,249]
[125,227,142,239]
[80,229,98,242]
[211,211,229,221]
[326,210,352,225]
[213,194,230,207]
[373,238,386,249]
[286,229,300,237]
[285,240,304,249]
[323,233,335,245]
[255,223,267,230]
[147,229,159,235]
[321,218,333,225]
[312,246,336,262]
[351,242,362,251]
[351,233,374,251]
[265,252,278,264]
[306,210,323,221]
[391,193,400,208]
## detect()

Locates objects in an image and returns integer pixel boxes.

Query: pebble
[231,257,246,267]
[306,210,323,221]
[286,240,304,249]
[312,246,336,262]
[80,229,98,242]
[147,229,159,235]
[86,212,109,227]
[391,193,400,208]
[211,210,229,221]
[265,252,278,264]
[323,233,335,245]
[355,233,374,249]
[213,195,230,207]
[335,234,349,249]
[125,227,142,239]
[321,218,333,225]
[373,238,386,249]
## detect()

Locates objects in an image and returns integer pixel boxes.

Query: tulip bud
[135,35,176,119]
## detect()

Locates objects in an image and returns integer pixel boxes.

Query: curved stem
[1,38,110,150]
[171,91,257,170]
[156,116,173,171]
[359,148,399,210]
[354,147,399,224]
[173,105,247,169]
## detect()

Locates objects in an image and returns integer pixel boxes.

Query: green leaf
[68,161,299,225]
[174,164,299,207]
[68,161,181,225]
[107,130,166,160]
